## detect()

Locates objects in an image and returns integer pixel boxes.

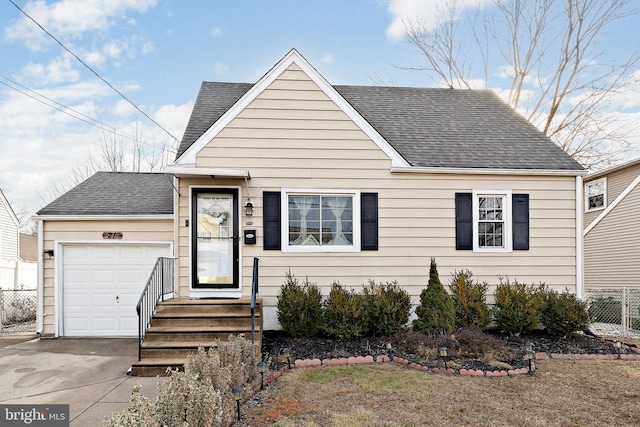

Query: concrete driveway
[0,335,161,426]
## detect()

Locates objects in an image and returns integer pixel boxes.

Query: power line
[0,75,177,154]
[7,0,180,144]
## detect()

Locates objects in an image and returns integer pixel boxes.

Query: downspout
[37,218,44,334]
[575,175,583,299]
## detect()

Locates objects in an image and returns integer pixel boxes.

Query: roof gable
[36,172,174,216]
[0,188,19,228]
[174,49,408,168]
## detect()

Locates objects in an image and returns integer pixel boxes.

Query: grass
[242,359,640,426]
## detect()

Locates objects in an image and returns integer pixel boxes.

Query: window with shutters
[456,191,528,252]
[281,189,360,253]
[473,190,513,252]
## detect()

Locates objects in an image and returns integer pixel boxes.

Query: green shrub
[362,280,412,337]
[541,289,590,337]
[276,270,323,337]
[493,277,545,336]
[322,282,367,341]
[448,270,492,329]
[413,258,455,335]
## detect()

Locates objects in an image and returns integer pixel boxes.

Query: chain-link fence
[0,290,36,334]
[584,288,640,338]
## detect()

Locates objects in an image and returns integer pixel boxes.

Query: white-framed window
[584,178,606,212]
[472,190,512,252]
[281,188,361,253]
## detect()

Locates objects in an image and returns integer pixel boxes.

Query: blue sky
[1,0,639,222]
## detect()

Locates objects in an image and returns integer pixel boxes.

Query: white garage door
[62,244,170,337]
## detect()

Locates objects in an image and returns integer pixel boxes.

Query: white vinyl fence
[0,260,37,290]
[584,288,640,338]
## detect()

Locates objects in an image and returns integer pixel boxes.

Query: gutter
[391,166,587,177]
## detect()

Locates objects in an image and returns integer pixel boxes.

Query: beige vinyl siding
[584,163,640,226]
[40,218,173,335]
[584,184,640,290]
[175,63,578,323]
[0,202,18,261]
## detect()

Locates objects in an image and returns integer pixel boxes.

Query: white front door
[61,244,170,336]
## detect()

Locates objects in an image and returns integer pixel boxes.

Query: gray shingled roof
[177,82,583,171]
[37,172,173,216]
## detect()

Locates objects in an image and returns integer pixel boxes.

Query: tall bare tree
[403,0,640,169]
[41,124,175,205]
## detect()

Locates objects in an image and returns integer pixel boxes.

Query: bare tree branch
[402,0,640,169]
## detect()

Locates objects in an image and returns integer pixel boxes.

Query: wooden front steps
[131,298,262,376]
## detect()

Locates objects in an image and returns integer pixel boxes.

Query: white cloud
[210,26,223,37]
[5,0,158,50]
[142,41,155,54]
[321,52,335,64]
[103,40,124,60]
[215,62,230,74]
[385,0,492,41]
[20,54,81,85]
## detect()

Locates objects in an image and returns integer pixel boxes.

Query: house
[0,188,21,290]
[36,49,585,341]
[583,157,640,291]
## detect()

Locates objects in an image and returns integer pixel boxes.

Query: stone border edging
[264,334,640,381]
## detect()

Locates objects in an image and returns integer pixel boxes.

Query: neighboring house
[36,49,585,337]
[0,188,21,290]
[583,157,640,290]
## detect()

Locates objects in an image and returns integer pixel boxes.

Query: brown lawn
[241,359,640,426]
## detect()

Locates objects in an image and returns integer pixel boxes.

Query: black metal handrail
[136,257,175,361]
[250,257,259,344]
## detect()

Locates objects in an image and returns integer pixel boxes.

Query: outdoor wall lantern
[526,349,535,374]
[614,340,622,359]
[257,361,267,389]
[439,347,448,369]
[43,249,54,259]
[232,386,243,421]
[281,347,292,369]
[244,201,254,216]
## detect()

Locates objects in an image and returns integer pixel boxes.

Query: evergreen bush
[276,270,323,338]
[493,277,546,336]
[541,288,590,337]
[412,258,455,335]
[362,280,411,337]
[449,270,492,329]
[322,282,367,341]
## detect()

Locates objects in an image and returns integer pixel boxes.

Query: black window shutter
[512,193,529,250]
[455,193,473,250]
[361,193,378,250]
[263,191,281,250]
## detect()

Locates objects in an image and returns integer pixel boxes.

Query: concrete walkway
[0,335,161,426]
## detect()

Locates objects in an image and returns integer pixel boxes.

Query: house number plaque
[102,232,123,239]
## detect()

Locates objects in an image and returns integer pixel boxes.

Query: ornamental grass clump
[541,288,590,338]
[277,270,323,338]
[448,270,492,329]
[413,258,455,335]
[493,277,546,336]
[102,336,262,427]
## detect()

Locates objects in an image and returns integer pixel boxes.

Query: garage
[61,244,171,337]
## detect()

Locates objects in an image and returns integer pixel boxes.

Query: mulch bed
[261,328,633,372]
